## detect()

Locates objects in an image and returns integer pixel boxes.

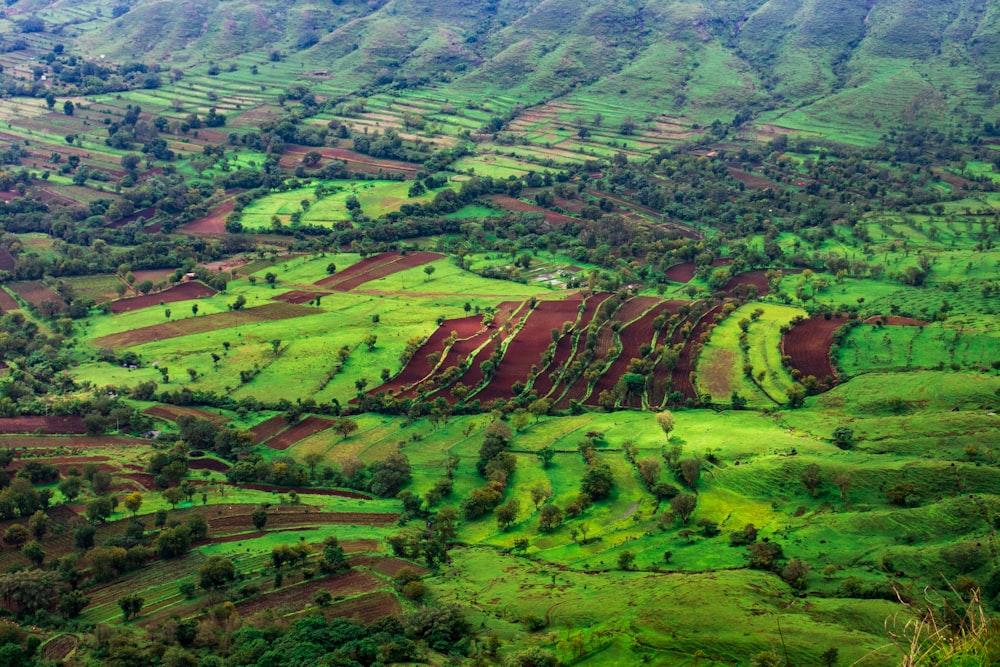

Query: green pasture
[238,179,459,229]
[838,322,1000,374]
[356,258,550,297]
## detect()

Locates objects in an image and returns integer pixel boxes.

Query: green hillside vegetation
[0,0,999,665]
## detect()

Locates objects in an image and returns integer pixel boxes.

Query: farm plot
[782,315,846,383]
[143,404,230,425]
[375,315,486,399]
[0,248,14,272]
[314,252,443,291]
[249,415,288,444]
[530,293,610,399]
[7,281,64,310]
[323,591,402,623]
[0,288,19,311]
[669,304,726,401]
[0,415,86,434]
[588,301,675,407]
[110,281,217,313]
[92,302,318,348]
[235,570,388,617]
[279,145,422,176]
[272,290,323,304]
[263,416,337,450]
[476,295,585,403]
[487,194,578,224]
[62,274,123,303]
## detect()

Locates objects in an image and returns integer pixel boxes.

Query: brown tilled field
[110,281,217,314]
[782,315,845,382]
[93,303,318,348]
[0,415,86,434]
[144,404,230,425]
[314,251,444,291]
[7,281,63,309]
[263,416,336,450]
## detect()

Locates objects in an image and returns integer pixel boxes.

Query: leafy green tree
[119,593,144,620]
[198,555,236,601]
[251,507,267,530]
[669,493,697,524]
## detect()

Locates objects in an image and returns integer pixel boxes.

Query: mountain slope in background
[6,0,1000,135]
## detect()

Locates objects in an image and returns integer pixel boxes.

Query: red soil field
[144,404,229,425]
[374,324,461,397]
[179,199,233,234]
[324,590,401,623]
[130,268,174,284]
[93,302,318,348]
[728,168,773,190]
[7,281,63,309]
[236,570,386,617]
[394,316,486,399]
[0,415,86,434]
[263,415,335,450]
[453,335,500,395]
[280,144,422,176]
[42,635,77,662]
[110,281,217,313]
[315,251,444,291]
[587,301,675,406]
[722,270,771,297]
[476,295,585,403]
[0,288,18,311]
[272,290,324,304]
[0,248,15,272]
[664,258,731,283]
[188,458,231,472]
[249,415,288,444]
[487,194,577,224]
[0,435,150,448]
[782,315,845,382]
[532,292,612,399]
[350,555,430,577]
[208,510,398,533]
[669,304,725,401]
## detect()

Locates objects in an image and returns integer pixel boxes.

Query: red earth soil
[373,320,471,397]
[316,251,445,291]
[349,554,430,577]
[118,472,157,491]
[587,301,676,406]
[394,316,486,399]
[0,415,86,434]
[93,302,318,348]
[106,206,156,229]
[237,483,372,500]
[722,270,772,297]
[487,194,578,224]
[728,168,773,190]
[249,415,288,444]
[144,404,230,425]
[533,292,612,399]
[0,248,15,272]
[664,258,731,283]
[0,288,19,311]
[110,281,217,314]
[425,320,500,399]
[7,281,63,309]
[452,336,500,395]
[180,199,234,234]
[263,415,336,450]
[208,510,398,533]
[235,570,385,617]
[669,304,725,401]
[476,295,586,403]
[0,435,150,448]
[280,144,422,176]
[41,635,77,662]
[272,290,324,304]
[782,315,845,382]
[188,458,231,472]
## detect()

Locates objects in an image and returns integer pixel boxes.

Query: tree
[73,524,95,549]
[655,410,675,443]
[538,504,562,532]
[162,487,184,509]
[57,589,90,619]
[637,457,660,490]
[669,493,697,524]
[832,426,854,449]
[536,446,555,469]
[198,556,236,601]
[679,458,701,489]
[123,491,143,517]
[59,476,82,502]
[333,417,358,439]
[21,541,45,567]
[320,536,350,574]
[86,497,114,524]
[119,593,144,621]
[617,550,636,570]
[528,398,551,422]
[581,464,614,500]
[530,484,551,509]
[494,497,520,530]
[833,473,853,504]
[28,510,49,540]
[423,265,436,282]
[800,464,822,497]
[63,100,74,116]
[251,507,267,530]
